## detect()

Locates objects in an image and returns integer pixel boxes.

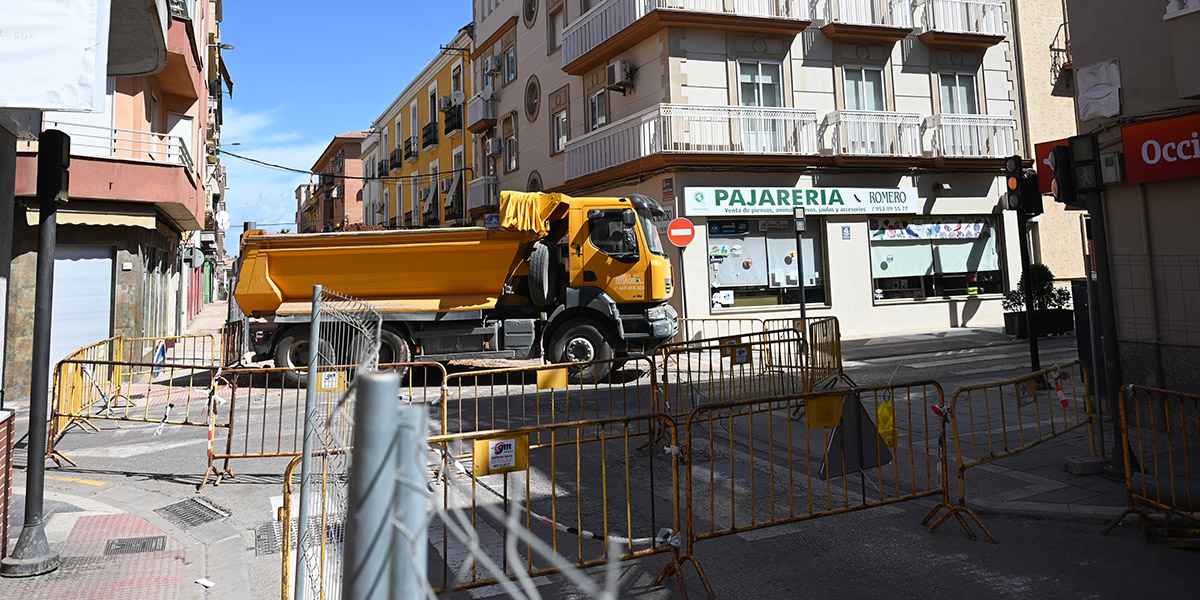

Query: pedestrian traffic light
[1048,145,1083,208]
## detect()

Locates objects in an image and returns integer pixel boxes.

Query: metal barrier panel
[681,381,950,558]
[426,414,683,594]
[659,331,809,419]
[763,316,847,388]
[931,360,1095,542]
[440,356,658,457]
[221,320,245,367]
[201,362,446,490]
[1103,385,1200,538]
[119,334,220,368]
[48,336,121,444]
[678,318,765,342]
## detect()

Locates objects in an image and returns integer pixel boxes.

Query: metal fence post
[343,371,399,600]
[392,403,428,599]
[294,284,322,600]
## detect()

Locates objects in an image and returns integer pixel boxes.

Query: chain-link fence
[292,286,382,600]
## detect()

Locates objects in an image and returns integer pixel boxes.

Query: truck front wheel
[550,319,614,383]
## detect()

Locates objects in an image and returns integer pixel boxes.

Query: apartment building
[1056,0,1200,391]
[305,131,369,232]
[365,28,474,228]
[296,183,317,232]
[468,0,1077,337]
[5,0,231,401]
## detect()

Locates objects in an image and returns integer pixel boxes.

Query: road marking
[903,352,1026,369]
[45,474,107,486]
[65,437,207,458]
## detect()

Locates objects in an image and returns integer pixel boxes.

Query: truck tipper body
[234,191,677,382]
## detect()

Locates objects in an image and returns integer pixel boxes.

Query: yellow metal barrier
[678,317,766,342]
[48,336,121,444]
[1102,385,1200,544]
[674,380,951,596]
[439,356,658,458]
[658,330,810,419]
[928,360,1095,542]
[762,316,850,388]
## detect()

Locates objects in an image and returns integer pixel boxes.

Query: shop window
[869,216,1003,301]
[708,219,827,309]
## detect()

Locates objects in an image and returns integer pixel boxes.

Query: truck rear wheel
[274,328,333,387]
[550,319,614,383]
[528,240,559,307]
[378,326,413,382]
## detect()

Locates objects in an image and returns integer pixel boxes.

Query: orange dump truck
[234,191,677,382]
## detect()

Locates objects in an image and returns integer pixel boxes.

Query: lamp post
[793,206,807,331]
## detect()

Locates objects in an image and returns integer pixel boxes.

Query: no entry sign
[666,218,696,247]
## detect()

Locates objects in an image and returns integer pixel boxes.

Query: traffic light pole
[1015,208,1042,374]
[1086,190,1125,473]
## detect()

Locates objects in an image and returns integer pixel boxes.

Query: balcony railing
[467,176,499,213]
[923,114,1015,159]
[421,121,439,149]
[377,158,389,176]
[825,110,922,158]
[389,148,403,169]
[563,0,811,70]
[404,137,419,162]
[922,0,1005,36]
[445,179,466,222]
[825,0,913,28]
[42,119,195,174]
[565,103,819,181]
[444,105,463,136]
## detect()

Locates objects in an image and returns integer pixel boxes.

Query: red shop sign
[1122,112,1200,184]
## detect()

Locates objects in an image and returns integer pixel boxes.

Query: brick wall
[0,409,13,558]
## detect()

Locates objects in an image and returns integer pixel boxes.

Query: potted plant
[1002,263,1075,338]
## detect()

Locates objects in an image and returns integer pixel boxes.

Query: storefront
[626,172,1024,338]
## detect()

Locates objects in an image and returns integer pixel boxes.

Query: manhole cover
[104,535,167,555]
[154,498,230,528]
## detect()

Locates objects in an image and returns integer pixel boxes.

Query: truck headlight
[646,306,668,321]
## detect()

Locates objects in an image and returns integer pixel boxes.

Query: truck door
[569,207,648,302]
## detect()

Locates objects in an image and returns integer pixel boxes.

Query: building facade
[295,182,316,232]
[5,0,230,401]
[469,0,1075,338]
[1059,0,1200,392]
[366,28,474,228]
[305,131,368,232]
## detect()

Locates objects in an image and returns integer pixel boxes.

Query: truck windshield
[637,210,666,256]
[588,209,639,261]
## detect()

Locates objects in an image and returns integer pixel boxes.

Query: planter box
[1004,308,1075,338]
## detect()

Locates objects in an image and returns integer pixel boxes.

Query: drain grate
[255,519,296,556]
[104,535,167,555]
[154,498,230,529]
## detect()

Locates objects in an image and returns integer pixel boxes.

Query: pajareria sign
[684,186,919,217]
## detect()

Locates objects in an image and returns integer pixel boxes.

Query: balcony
[923,114,1016,166]
[389,148,403,169]
[444,105,464,137]
[467,96,497,134]
[563,0,811,76]
[404,137,419,162]
[421,121,439,150]
[564,103,819,183]
[377,158,389,176]
[467,176,500,213]
[318,173,335,190]
[821,0,914,44]
[445,179,466,223]
[824,110,921,165]
[917,0,1005,49]
[19,119,202,229]
[1050,22,1073,97]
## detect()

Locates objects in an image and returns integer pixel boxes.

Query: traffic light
[37,129,71,206]
[1048,145,1083,208]
[1003,156,1043,217]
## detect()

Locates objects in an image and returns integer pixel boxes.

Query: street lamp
[793,206,807,333]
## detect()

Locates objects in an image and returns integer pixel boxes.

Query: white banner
[683,186,919,217]
[0,0,111,112]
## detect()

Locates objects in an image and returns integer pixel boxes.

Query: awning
[25,207,157,230]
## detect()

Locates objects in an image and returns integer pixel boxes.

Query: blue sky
[219,1,472,254]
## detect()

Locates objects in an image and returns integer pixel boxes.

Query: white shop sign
[684,187,919,217]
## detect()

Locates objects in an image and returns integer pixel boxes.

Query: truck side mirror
[622,211,636,227]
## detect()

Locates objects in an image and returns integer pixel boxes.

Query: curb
[970,499,1125,525]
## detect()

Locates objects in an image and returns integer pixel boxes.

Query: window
[382,128,389,155]
[482,137,497,176]
[382,187,390,226]
[548,9,564,52]
[502,115,518,172]
[587,90,607,131]
[869,216,1003,301]
[939,73,978,115]
[707,219,827,308]
[587,209,639,261]
[410,171,419,225]
[452,65,463,95]
[551,110,568,154]
[503,46,517,85]
[844,67,885,111]
[428,89,438,126]
[410,104,419,140]
[738,61,783,152]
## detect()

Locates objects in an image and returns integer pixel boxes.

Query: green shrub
[1002,263,1071,312]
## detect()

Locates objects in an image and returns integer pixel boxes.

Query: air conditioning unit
[440,178,453,193]
[483,55,503,75]
[607,60,634,91]
[438,95,453,112]
[419,187,432,202]
[485,137,503,156]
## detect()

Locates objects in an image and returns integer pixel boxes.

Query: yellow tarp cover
[499,191,570,238]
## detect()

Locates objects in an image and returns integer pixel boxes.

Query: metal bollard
[343,371,400,600]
